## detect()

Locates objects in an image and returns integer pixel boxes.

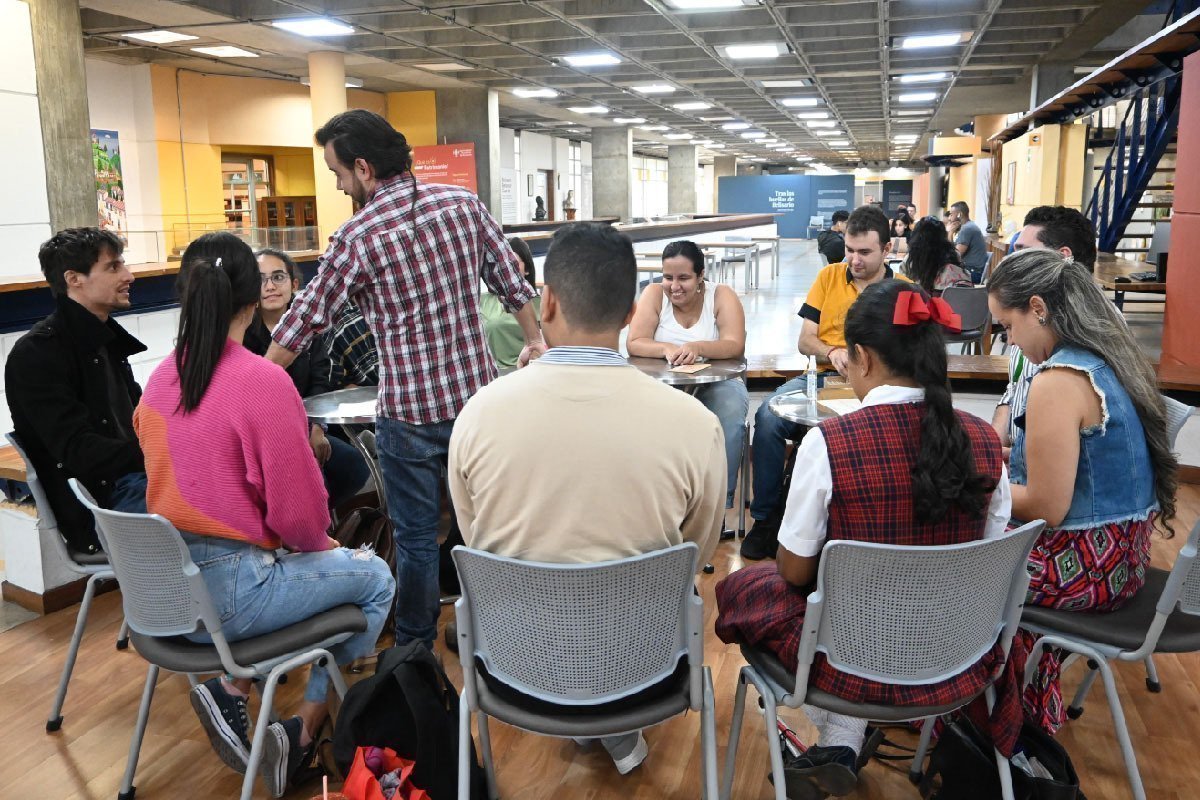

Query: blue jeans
[968,264,986,284]
[375,416,453,646]
[323,434,371,509]
[750,377,808,521]
[181,533,394,703]
[109,472,147,514]
[692,379,749,508]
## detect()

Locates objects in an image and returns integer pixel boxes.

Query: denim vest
[1010,345,1158,530]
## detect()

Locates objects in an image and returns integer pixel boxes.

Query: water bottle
[805,355,818,400]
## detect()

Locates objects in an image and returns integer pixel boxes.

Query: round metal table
[766,386,859,428]
[627,356,748,389]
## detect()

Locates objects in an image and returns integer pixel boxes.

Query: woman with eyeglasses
[134,232,394,794]
[244,248,370,510]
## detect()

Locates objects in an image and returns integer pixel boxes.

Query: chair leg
[1095,658,1148,800]
[1067,660,1101,719]
[759,687,788,800]
[242,665,288,800]
[1144,655,1162,693]
[983,686,1016,800]
[908,716,936,783]
[476,711,498,799]
[739,420,750,538]
[458,695,474,800]
[720,670,749,800]
[47,572,103,732]
[701,667,719,800]
[119,663,159,800]
[116,618,130,650]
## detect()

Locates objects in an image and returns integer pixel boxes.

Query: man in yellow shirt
[742,205,907,559]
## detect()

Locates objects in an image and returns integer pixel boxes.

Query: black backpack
[332,642,487,799]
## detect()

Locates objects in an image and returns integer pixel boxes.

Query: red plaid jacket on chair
[717,402,1026,754]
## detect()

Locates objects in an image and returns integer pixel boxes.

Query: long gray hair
[988,249,1177,533]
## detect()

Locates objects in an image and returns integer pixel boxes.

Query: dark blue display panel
[716,175,854,238]
[882,180,914,216]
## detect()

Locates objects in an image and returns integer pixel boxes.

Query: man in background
[951,201,988,283]
[817,209,849,264]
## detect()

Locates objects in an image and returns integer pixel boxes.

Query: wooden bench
[0,445,27,483]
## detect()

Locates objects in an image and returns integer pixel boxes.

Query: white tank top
[656,280,719,346]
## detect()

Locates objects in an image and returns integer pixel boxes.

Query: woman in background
[904,217,973,294]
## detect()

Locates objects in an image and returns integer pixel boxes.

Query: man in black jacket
[6,228,148,554]
[816,209,849,264]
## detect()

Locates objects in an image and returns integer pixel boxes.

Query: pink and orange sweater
[134,339,331,552]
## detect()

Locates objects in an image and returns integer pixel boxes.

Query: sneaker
[259,716,315,798]
[781,744,859,797]
[740,520,779,561]
[602,731,648,775]
[190,677,250,773]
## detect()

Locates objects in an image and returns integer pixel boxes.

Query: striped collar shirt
[537,346,629,367]
[272,174,536,424]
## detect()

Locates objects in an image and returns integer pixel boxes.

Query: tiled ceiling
[80,0,1156,168]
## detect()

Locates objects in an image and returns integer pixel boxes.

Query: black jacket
[817,229,845,264]
[243,316,332,399]
[5,296,146,552]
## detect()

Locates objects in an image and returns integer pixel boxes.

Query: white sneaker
[603,732,648,775]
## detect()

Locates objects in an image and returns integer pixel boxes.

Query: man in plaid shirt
[267,111,544,647]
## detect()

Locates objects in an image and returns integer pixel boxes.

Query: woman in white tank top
[627,241,749,525]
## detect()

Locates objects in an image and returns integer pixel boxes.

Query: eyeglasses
[261,271,290,287]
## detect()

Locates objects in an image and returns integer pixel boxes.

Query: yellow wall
[149,65,387,248]
[931,134,982,215]
[999,123,1087,232]
[386,91,437,145]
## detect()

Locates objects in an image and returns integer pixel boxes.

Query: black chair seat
[69,546,110,566]
[739,645,984,722]
[474,663,692,738]
[130,604,367,673]
[1022,568,1200,653]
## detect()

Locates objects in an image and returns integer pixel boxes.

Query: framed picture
[1005,162,1016,205]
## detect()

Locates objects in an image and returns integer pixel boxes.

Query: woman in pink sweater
[134,232,394,797]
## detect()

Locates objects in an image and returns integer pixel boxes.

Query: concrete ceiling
[79,0,1159,168]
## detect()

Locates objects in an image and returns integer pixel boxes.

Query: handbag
[342,746,430,800]
[919,717,1085,800]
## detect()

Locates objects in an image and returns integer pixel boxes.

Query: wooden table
[1095,254,1165,312]
[744,353,1010,382]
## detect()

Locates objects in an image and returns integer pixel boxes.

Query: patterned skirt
[1021,516,1155,733]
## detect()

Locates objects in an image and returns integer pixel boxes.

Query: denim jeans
[323,434,371,509]
[108,472,148,514]
[375,416,454,646]
[180,533,394,703]
[692,379,749,508]
[750,377,808,521]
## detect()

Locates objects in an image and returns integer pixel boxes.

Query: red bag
[341,746,430,800]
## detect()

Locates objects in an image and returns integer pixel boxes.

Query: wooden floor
[0,485,1196,800]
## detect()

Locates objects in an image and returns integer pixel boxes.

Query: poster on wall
[716,174,854,238]
[411,143,478,193]
[500,168,517,224]
[881,180,914,214]
[91,129,127,236]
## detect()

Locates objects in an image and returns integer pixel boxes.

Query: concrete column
[712,155,737,211]
[27,0,92,230]
[309,51,353,244]
[592,127,632,221]
[435,88,501,213]
[667,144,698,214]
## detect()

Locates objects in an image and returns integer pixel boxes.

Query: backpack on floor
[332,642,487,800]
[919,717,1085,800]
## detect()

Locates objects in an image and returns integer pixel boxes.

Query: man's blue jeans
[750,377,808,522]
[181,533,395,703]
[375,416,454,646]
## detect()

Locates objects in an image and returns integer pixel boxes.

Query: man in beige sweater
[449,221,725,774]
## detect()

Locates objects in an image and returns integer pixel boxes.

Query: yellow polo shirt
[798,263,910,347]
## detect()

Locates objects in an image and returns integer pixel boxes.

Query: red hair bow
[893,291,962,333]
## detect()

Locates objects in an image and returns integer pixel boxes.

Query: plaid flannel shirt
[273,174,536,424]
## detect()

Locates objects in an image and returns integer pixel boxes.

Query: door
[537,169,555,221]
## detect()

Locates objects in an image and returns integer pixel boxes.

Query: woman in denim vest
[987,248,1177,732]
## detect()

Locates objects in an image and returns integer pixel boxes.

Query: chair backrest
[809,215,824,228]
[5,432,81,566]
[1163,394,1193,450]
[1154,517,1200,619]
[67,478,222,639]
[357,428,377,458]
[453,543,700,705]
[794,521,1043,688]
[940,286,991,333]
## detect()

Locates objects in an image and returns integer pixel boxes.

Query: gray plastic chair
[1022,517,1200,800]
[452,542,718,799]
[68,479,367,800]
[1165,395,1194,451]
[721,521,1044,800]
[5,433,131,732]
[940,286,992,354]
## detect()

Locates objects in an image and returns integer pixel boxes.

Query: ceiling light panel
[272,18,355,36]
[512,87,558,98]
[760,79,808,88]
[897,72,948,84]
[415,62,469,71]
[565,52,621,67]
[191,46,258,58]
[673,102,712,111]
[122,30,198,44]
[633,84,676,94]
[567,105,608,114]
[898,92,938,103]
[899,33,966,50]
[722,42,787,60]
[722,122,751,130]
[780,97,820,108]
[613,117,646,124]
